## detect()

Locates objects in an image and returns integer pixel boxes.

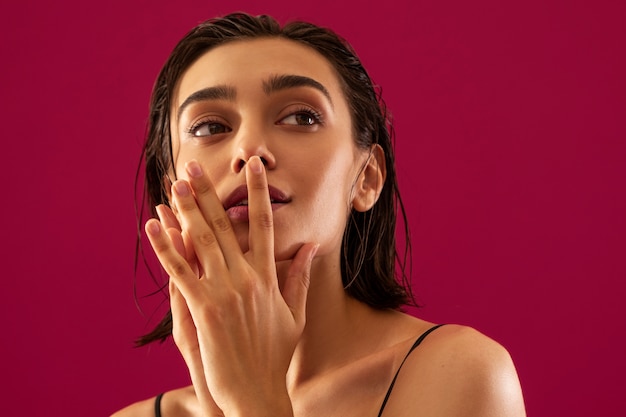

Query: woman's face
[170,38,369,261]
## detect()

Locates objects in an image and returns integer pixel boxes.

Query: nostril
[239,156,268,170]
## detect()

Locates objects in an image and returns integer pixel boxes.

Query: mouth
[223,185,291,213]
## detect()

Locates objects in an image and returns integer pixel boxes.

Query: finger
[185,160,242,267]
[177,230,201,279]
[170,281,222,415]
[156,204,181,231]
[164,227,186,260]
[281,243,319,329]
[245,156,274,268]
[158,206,185,258]
[171,179,228,274]
[160,204,200,275]
[145,219,198,299]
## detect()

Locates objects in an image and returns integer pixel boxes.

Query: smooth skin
[113,38,525,417]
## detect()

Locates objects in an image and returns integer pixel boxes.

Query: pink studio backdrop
[1,0,624,415]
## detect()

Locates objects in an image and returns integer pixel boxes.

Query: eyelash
[285,106,324,125]
[185,106,324,138]
[186,117,230,137]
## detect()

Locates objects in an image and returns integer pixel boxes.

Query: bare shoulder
[110,385,198,417]
[385,324,526,417]
[110,395,154,417]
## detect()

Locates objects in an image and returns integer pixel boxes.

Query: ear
[352,144,386,212]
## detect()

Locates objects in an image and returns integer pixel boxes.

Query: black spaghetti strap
[154,392,164,417]
[377,324,445,417]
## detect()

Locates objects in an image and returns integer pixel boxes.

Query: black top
[377,324,445,416]
[154,392,164,417]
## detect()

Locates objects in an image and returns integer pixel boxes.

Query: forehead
[174,37,344,111]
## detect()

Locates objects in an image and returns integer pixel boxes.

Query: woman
[114,13,525,417]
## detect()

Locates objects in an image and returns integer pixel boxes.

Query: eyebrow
[177,85,236,120]
[262,74,333,106]
[177,74,333,120]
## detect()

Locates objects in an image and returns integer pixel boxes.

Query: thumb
[281,243,319,328]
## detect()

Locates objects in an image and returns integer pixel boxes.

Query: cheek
[292,149,355,197]
[173,145,230,183]
[290,149,359,232]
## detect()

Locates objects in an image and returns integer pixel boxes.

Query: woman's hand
[145,157,318,417]
[153,204,223,416]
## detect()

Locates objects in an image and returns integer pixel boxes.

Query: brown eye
[294,113,315,125]
[279,110,321,126]
[192,121,231,137]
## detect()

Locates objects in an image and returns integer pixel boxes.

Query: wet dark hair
[135,12,415,345]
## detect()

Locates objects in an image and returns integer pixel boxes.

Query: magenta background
[1,0,624,415]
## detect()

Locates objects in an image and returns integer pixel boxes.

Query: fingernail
[186,160,203,178]
[174,181,190,196]
[146,220,161,234]
[249,156,263,174]
[310,244,320,261]
[155,205,166,221]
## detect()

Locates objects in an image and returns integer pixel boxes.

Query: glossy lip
[222,184,291,212]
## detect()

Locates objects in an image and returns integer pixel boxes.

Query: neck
[278,253,376,387]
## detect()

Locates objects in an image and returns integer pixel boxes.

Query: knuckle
[254,211,274,229]
[190,179,212,196]
[166,259,189,277]
[296,270,311,290]
[197,230,217,247]
[211,215,232,234]
[223,290,244,308]
[151,236,170,252]
[198,297,234,325]
[176,197,197,212]
[237,277,258,297]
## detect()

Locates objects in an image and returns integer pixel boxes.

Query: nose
[231,131,276,173]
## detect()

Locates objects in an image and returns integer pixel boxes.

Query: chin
[273,243,302,262]
[233,234,300,262]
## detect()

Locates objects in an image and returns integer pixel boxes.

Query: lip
[222,184,291,219]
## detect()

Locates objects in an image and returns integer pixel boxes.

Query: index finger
[184,160,243,267]
[245,156,275,269]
